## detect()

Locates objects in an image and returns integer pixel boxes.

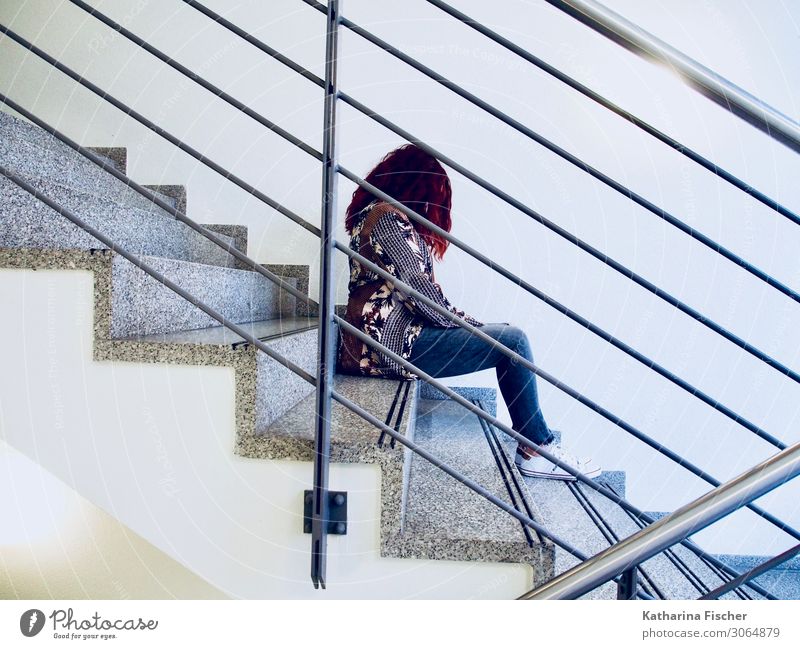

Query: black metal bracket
[304,490,348,535]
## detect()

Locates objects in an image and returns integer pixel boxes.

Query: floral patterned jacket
[337,199,484,379]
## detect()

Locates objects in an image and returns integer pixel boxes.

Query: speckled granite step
[109,254,299,337]
[393,397,554,580]
[1,247,320,444]
[578,479,767,600]
[87,146,127,175]
[0,174,239,267]
[142,184,187,216]
[0,110,237,268]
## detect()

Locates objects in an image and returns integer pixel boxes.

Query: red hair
[344,144,452,259]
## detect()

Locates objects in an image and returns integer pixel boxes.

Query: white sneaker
[514,442,602,481]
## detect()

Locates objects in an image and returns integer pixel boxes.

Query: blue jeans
[408,323,555,447]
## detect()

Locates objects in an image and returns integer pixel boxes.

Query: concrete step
[109,254,299,338]
[0,110,238,268]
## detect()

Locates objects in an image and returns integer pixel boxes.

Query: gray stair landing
[0,110,238,268]
[122,316,316,346]
[390,398,554,583]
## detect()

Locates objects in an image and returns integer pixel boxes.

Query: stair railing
[519,440,800,599]
[1,0,798,597]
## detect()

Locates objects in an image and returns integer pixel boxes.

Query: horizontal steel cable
[700,543,800,600]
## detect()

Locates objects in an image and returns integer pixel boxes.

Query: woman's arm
[369,207,484,328]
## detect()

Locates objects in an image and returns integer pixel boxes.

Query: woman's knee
[491,324,532,357]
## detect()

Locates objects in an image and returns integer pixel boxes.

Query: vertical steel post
[617,566,639,600]
[310,0,341,589]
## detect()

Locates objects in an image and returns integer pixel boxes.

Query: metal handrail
[519,440,800,599]
[176,2,800,391]
[544,0,800,153]
[301,0,800,307]
[4,11,790,458]
[425,0,800,227]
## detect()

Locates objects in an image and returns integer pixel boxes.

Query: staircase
[1,108,780,598]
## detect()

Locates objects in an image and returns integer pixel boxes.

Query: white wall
[1,0,799,557]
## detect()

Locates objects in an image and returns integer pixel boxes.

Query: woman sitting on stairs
[337,143,601,481]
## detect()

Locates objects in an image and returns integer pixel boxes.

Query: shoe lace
[544,444,580,467]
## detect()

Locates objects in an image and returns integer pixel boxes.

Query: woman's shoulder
[366,200,411,224]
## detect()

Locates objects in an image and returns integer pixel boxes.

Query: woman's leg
[408,323,555,448]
